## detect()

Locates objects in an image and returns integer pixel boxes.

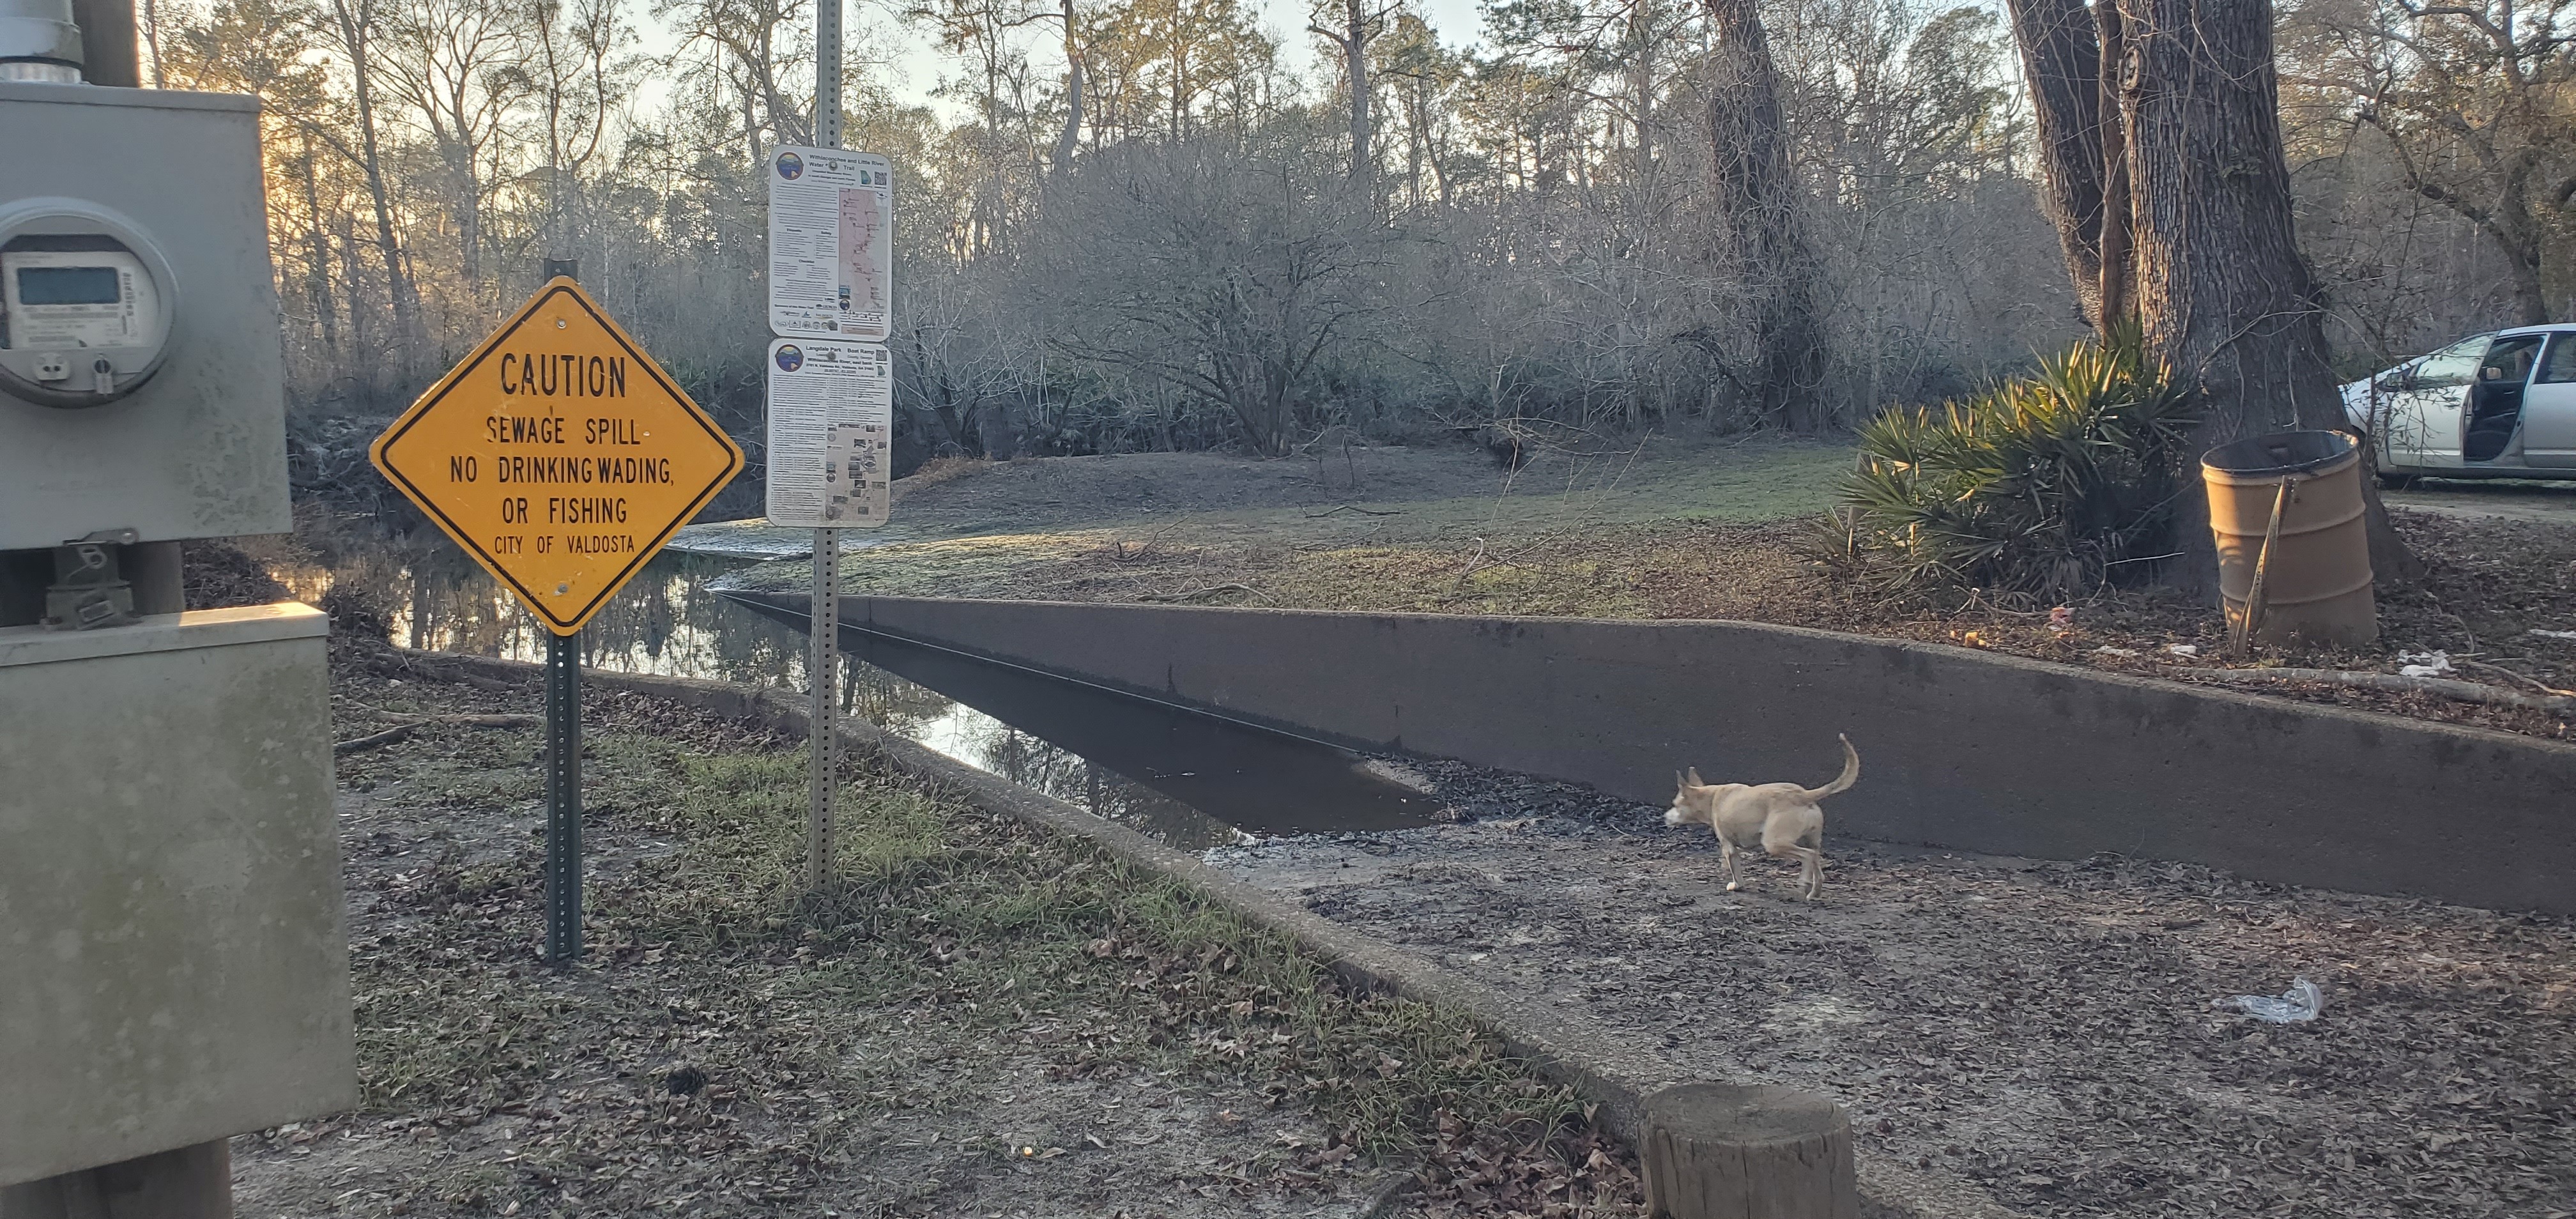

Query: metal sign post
[808,530,838,887]
[543,625,582,963]
[767,0,897,889]
[369,264,743,967]
[542,257,584,967]
[811,0,842,889]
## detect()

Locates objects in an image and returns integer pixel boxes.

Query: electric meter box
[0,80,291,549]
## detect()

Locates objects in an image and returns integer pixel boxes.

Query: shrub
[1820,332,2200,601]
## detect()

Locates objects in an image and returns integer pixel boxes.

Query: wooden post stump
[1641,1084,1857,1219]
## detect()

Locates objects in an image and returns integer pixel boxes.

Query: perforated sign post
[769,5,898,890]
[371,273,742,965]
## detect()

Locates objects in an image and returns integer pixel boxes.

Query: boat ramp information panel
[767,146,893,342]
[764,337,892,528]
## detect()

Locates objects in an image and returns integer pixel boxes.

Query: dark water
[300,528,1427,848]
[722,592,1434,848]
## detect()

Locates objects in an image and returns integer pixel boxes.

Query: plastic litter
[2164,643,2200,657]
[2396,650,2454,678]
[2094,645,2139,657]
[2218,977,2323,1023]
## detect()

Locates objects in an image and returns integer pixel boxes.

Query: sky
[831,0,1492,125]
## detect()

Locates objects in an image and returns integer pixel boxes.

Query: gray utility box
[0,80,290,549]
[0,79,351,1191]
[0,604,357,1186]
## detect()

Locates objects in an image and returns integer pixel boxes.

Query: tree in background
[1702,0,1828,431]
[2283,0,2574,326]
[1310,0,1396,190]
[1370,12,1468,208]
[2004,0,2421,591]
[139,0,2529,512]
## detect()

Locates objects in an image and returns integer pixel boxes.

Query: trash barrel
[2200,430,2377,647]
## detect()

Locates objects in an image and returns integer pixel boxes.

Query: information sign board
[765,338,892,528]
[766,146,893,342]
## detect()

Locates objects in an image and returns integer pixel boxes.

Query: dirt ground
[2386,478,2576,526]
[1210,762,2576,1219]
[708,440,2576,741]
[232,648,1641,1218]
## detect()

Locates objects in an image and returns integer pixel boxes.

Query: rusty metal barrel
[2200,430,2377,647]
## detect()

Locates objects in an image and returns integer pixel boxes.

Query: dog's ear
[1675,769,1687,791]
[1685,767,1704,786]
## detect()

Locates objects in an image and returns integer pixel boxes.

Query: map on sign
[767,145,893,342]
[765,338,892,528]
[370,278,744,634]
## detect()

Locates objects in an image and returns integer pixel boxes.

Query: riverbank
[233,641,1644,1218]
[703,445,2576,741]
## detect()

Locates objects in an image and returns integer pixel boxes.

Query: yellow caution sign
[371,278,743,635]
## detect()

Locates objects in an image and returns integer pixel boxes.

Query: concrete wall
[830,595,2576,914]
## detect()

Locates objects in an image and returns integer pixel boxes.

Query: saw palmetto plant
[1821,331,2201,601]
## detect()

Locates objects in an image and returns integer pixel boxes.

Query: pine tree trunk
[1054,0,1083,173]
[2002,0,2106,328]
[1704,0,1827,431]
[1344,0,1370,185]
[334,0,417,379]
[2119,0,2417,594]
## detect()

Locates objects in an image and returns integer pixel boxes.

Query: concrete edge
[0,602,327,669]
[392,649,2025,1216]
[827,593,2576,761]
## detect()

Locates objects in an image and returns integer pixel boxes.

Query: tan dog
[1666,735,1859,900]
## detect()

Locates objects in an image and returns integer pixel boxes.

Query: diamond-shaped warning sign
[371,279,743,635]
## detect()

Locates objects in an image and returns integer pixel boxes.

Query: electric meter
[0,80,289,548]
[0,204,174,408]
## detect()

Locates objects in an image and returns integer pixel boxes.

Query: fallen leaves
[248,661,1641,1218]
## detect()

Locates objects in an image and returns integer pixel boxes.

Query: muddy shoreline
[1211,762,2576,1219]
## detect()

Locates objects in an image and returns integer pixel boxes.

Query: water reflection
[294,527,1425,849]
[854,666,1255,848]
[273,524,806,682]
[727,592,1434,847]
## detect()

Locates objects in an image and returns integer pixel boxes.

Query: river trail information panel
[764,338,892,528]
[370,278,744,634]
[767,146,893,343]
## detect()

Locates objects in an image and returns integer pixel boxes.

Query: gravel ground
[1211,762,2576,1219]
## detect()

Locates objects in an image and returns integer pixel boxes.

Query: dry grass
[718,502,2576,741]
[890,456,994,505]
[241,652,1641,1217]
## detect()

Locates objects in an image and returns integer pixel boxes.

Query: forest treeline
[149,0,2571,497]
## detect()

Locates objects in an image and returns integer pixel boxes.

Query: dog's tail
[1802,733,1859,799]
